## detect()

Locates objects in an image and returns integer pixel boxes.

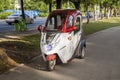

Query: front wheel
[46,59,56,71]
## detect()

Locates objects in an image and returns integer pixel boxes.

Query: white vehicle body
[40,30,82,63]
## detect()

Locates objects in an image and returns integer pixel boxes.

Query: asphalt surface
[0,17,46,33]
[0,26,120,80]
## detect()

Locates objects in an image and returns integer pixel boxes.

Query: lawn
[83,17,120,35]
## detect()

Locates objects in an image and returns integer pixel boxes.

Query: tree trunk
[20,0,25,19]
[85,4,89,24]
[104,7,107,18]
[73,2,80,10]
[110,7,113,17]
[113,8,117,17]
[100,3,103,19]
[106,8,110,19]
[49,2,52,13]
[94,4,97,21]
[56,0,62,9]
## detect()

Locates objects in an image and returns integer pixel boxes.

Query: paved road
[0,17,46,33]
[0,26,120,80]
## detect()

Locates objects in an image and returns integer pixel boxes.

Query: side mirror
[67,26,76,32]
[37,25,42,32]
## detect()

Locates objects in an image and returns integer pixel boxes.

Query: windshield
[46,13,66,31]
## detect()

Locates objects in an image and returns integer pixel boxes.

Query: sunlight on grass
[21,34,40,50]
[83,17,120,35]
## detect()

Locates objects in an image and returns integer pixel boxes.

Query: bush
[0,12,13,19]
[39,12,48,17]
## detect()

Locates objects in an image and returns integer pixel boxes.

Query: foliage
[0,12,13,19]
[39,12,48,17]
[24,0,48,11]
[0,0,119,17]
[0,0,15,10]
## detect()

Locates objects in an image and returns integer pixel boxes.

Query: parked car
[5,13,34,25]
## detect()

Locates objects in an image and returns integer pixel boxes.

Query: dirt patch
[0,41,39,62]
[0,48,18,74]
[0,41,40,74]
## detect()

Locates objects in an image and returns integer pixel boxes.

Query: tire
[80,47,86,59]
[30,19,34,24]
[46,59,56,71]
[77,45,86,59]
[8,23,12,25]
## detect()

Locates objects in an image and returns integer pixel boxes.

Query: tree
[0,0,15,11]
[20,0,25,19]
[0,0,5,11]
[56,0,63,9]
[70,0,81,10]
[82,0,91,23]
[43,0,53,13]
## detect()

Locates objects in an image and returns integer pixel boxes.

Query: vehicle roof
[50,9,81,16]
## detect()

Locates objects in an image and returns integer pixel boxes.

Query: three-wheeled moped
[38,9,86,71]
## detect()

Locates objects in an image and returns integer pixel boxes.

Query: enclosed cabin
[38,9,82,33]
[38,9,85,64]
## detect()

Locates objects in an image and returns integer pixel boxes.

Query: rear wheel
[8,23,12,25]
[80,47,86,59]
[46,59,56,71]
[77,44,86,59]
[30,19,34,24]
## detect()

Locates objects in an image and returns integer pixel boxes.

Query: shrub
[39,12,48,17]
[0,12,13,19]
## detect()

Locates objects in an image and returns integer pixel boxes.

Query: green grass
[21,34,40,50]
[0,12,13,19]
[83,17,120,35]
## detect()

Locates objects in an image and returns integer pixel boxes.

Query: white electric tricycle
[38,9,86,71]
